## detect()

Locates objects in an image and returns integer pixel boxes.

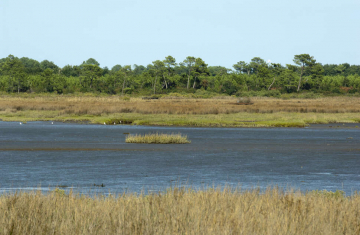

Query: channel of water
[0,121,359,195]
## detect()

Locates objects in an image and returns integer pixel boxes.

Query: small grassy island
[125,133,191,144]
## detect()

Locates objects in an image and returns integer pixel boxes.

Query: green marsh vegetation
[1,54,360,96]
[1,187,359,234]
[125,133,190,144]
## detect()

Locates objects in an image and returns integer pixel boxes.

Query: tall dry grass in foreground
[125,133,191,144]
[1,188,359,235]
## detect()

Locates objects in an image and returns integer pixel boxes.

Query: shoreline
[1,118,359,129]
[1,95,359,128]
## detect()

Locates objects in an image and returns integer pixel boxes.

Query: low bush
[236,97,252,105]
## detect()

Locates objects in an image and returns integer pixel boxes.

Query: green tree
[192,58,209,89]
[41,68,55,92]
[323,64,338,76]
[249,57,266,75]
[293,54,316,92]
[151,60,165,94]
[83,58,100,66]
[268,63,283,90]
[163,56,177,89]
[111,64,122,74]
[40,60,59,73]
[20,57,42,74]
[247,57,267,89]
[52,74,67,94]
[182,56,196,89]
[102,66,109,76]
[164,56,176,75]
[133,64,146,76]
[120,65,132,95]
[283,64,299,93]
[108,71,123,93]
[309,63,325,89]
[61,65,81,77]
[208,66,230,76]
[233,61,251,75]
[81,64,103,89]
[347,65,360,76]
[335,64,346,75]
[0,55,27,93]
[61,65,74,77]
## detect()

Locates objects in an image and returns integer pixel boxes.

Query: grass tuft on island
[0,187,358,234]
[125,133,191,144]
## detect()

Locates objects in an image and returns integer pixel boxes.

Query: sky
[1,0,359,69]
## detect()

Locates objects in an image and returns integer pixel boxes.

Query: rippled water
[0,121,359,195]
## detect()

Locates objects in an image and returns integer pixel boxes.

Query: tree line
[0,54,359,96]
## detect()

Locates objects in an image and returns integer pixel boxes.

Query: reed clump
[0,187,359,234]
[125,133,191,144]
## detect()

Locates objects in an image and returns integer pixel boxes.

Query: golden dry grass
[1,187,359,234]
[125,133,191,144]
[0,95,359,127]
[0,95,360,116]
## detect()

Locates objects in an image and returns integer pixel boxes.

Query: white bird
[19,122,22,125]
[104,122,106,125]
[120,121,122,124]
[51,121,54,125]
[114,122,116,125]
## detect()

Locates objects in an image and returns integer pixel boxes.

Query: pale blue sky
[1,0,359,69]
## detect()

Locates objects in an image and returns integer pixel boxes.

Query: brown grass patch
[0,96,359,115]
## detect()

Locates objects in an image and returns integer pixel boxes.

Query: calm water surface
[0,121,359,195]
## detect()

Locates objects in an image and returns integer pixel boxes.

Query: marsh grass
[1,95,360,115]
[125,133,190,144]
[0,95,360,127]
[0,187,359,234]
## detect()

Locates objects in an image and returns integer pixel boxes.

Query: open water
[0,121,359,195]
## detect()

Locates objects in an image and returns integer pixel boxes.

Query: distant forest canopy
[0,54,360,96]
